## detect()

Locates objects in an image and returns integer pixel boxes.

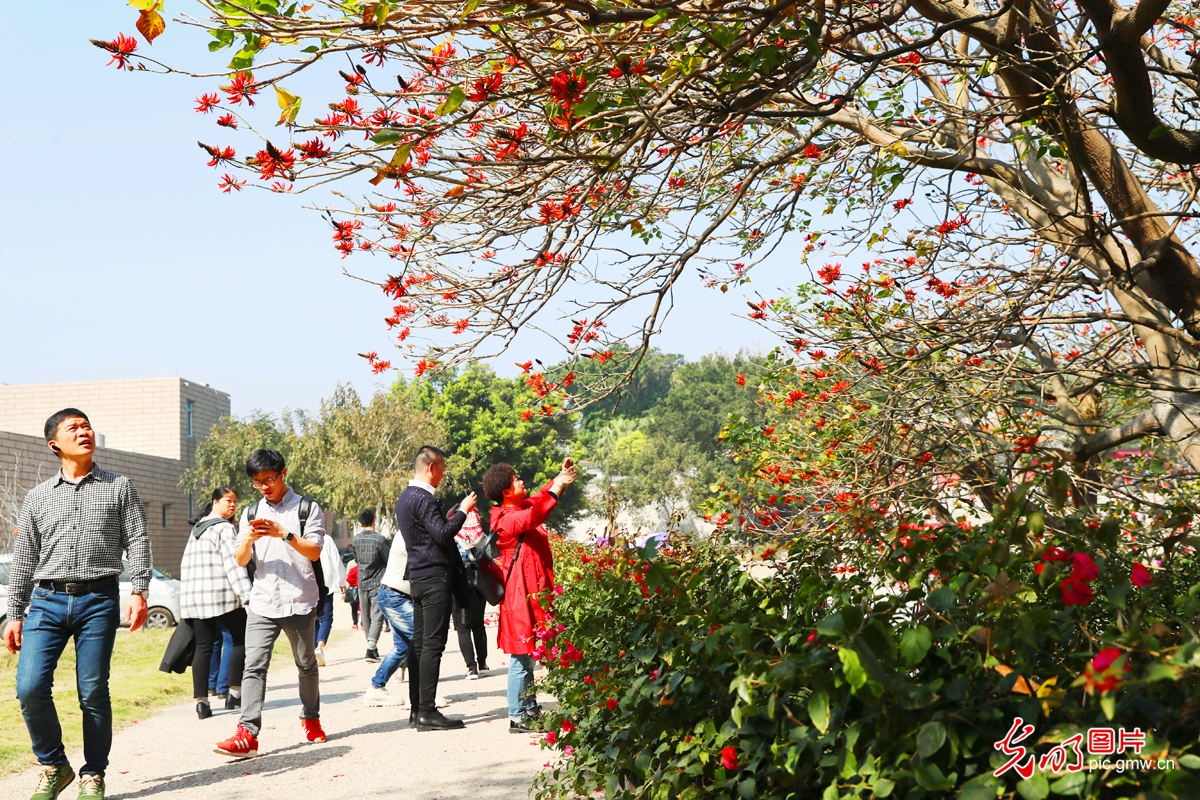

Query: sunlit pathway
[0,604,549,799]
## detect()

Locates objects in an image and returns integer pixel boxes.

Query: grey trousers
[361,582,385,644]
[239,608,319,736]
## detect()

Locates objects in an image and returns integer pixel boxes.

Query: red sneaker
[214,725,258,758]
[302,718,326,743]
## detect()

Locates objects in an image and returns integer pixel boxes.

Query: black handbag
[464,533,507,606]
[344,585,359,605]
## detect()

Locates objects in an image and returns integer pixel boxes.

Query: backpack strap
[504,533,526,586]
[298,496,312,536]
[247,499,261,521]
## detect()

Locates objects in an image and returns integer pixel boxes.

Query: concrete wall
[0,378,229,461]
[0,431,193,575]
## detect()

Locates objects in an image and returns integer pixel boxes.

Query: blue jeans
[508,654,537,721]
[371,586,413,690]
[208,623,234,695]
[313,595,335,646]
[16,585,121,776]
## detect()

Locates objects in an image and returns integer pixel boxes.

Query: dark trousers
[409,573,453,714]
[190,607,246,700]
[453,589,487,672]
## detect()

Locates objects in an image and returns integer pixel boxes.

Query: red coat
[490,483,557,655]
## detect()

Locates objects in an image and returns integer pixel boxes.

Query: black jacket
[395,486,466,580]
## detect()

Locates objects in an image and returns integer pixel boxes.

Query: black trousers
[409,573,454,714]
[453,589,487,672]
[190,607,246,700]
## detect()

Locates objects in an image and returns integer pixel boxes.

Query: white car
[119,565,182,629]
[0,555,179,629]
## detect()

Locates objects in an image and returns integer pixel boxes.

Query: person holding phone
[213,449,328,759]
[483,457,577,733]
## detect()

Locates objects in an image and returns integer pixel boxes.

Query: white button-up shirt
[238,488,326,619]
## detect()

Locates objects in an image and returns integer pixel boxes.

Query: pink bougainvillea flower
[606,698,618,710]
[1085,648,1129,693]
[1131,563,1156,588]
[721,746,739,770]
[545,731,556,745]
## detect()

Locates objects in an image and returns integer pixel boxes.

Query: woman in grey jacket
[181,487,252,719]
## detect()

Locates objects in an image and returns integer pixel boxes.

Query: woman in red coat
[483,458,577,733]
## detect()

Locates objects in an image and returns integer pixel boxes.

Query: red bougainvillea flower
[548,70,587,109]
[1060,575,1094,606]
[544,731,556,745]
[195,93,220,113]
[217,113,238,128]
[1131,563,1156,587]
[1085,648,1129,693]
[96,33,138,69]
[606,698,618,710]
[561,719,576,733]
[1071,552,1099,582]
[221,71,257,106]
[721,746,739,770]
[1041,546,1071,562]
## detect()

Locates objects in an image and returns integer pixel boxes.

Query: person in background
[181,486,251,720]
[313,525,348,667]
[4,408,152,800]
[453,509,489,680]
[363,518,414,708]
[395,445,477,731]
[353,509,390,662]
[207,626,234,700]
[484,458,576,734]
[214,449,327,758]
[346,563,360,629]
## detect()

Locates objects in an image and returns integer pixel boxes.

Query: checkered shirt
[180,518,252,619]
[7,463,152,622]
[353,530,391,590]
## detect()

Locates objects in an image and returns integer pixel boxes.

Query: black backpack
[247,496,329,603]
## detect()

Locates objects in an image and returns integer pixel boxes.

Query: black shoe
[416,711,465,731]
[477,663,489,672]
[225,694,241,711]
[197,701,212,720]
[409,711,418,726]
[509,719,535,734]
[365,648,381,663]
[215,692,228,700]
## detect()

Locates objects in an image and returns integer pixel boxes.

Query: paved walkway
[0,603,549,799]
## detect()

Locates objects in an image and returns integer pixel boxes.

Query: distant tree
[407,365,587,525]
[180,411,305,513]
[556,347,683,432]
[292,384,442,525]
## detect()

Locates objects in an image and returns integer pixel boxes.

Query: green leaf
[371,130,404,145]
[839,648,867,692]
[1016,774,1049,800]
[917,721,946,759]
[1048,772,1085,793]
[899,626,932,668]
[872,778,895,798]
[912,762,953,791]
[959,774,1000,800]
[228,46,257,70]
[1026,510,1044,535]
[737,778,756,798]
[1096,516,1120,548]
[436,86,467,116]
[1149,124,1170,139]
[1100,692,1115,720]
[1178,754,1200,769]
[807,690,829,733]
[816,612,844,636]
[462,0,481,15]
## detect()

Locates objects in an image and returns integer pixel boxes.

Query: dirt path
[0,603,549,799]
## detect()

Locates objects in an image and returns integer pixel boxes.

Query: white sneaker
[466,670,479,681]
[364,686,406,707]
[314,646,325,667]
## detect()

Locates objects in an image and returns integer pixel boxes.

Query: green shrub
[532,502,1200,799]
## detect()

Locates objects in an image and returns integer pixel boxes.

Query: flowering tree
[96,0,1200,474]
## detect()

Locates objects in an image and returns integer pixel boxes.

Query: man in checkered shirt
[3,408,152,800]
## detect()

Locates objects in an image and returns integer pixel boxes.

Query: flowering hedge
[531,507,1200,799]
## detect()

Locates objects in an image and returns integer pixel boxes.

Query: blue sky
[0,4,795,417]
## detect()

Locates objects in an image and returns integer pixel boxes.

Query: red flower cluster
[217,113,238,129]
[1055,550,1100,606]
[608,56,647,79]
[195,93,220,113]
[253,146,296,180]
[296,138,331,161]
[549,70,587,109]
[468,72,503,102]
[220,71,257,106]
[1085,647,1129,693]
[97,33,138,69]
[721,746,739,770]
[817,263,841,284]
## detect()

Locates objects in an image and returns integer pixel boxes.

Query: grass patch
[0,625,338,775]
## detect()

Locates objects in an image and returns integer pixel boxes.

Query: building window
[186,400,194,438]
[162,505,169,529]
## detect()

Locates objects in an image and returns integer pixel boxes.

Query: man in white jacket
[314,528,349,666]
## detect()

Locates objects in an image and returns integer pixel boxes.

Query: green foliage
[179,411,308,512]
[534,505,1200,800]
[406,364,587,524]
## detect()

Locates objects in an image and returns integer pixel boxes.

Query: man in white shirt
[363,528,414,708]
[214,449,328,758]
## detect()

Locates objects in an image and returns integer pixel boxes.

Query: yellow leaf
[275,85,298,109]
[444,185,465,198]
[128,0,158,9]
[136,8,165,43]
[370,144,412,185]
